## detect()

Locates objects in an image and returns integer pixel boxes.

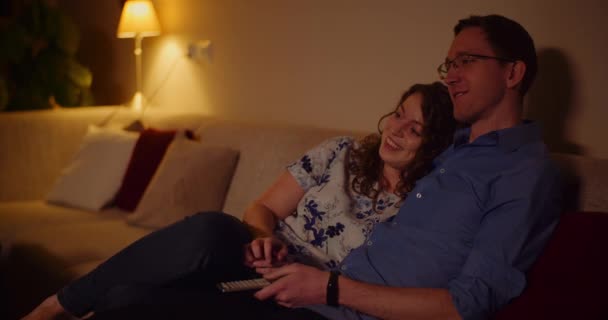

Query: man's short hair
[454,15,537,96]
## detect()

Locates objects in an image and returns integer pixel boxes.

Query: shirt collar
[453,120,542,152]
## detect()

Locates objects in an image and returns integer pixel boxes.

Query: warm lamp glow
[131,91,144,112]
[117,0,161,38]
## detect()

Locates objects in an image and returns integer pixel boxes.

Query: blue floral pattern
[276,137,401,269]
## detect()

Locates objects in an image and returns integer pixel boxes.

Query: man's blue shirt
[308,121,563,320]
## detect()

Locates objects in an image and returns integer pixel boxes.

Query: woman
[24,82,456,320]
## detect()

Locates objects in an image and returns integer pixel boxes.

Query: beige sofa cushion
[7,219,151,270]
[0,201,125,239]
[46,125,139,211]
[126,138,239,229]
[67,259,107,278]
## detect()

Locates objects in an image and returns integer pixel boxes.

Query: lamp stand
[129,33,146,112]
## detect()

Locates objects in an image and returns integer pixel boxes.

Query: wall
[60,0,608,158]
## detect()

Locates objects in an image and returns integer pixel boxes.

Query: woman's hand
[241,171,305,268]
[244,236,289,268]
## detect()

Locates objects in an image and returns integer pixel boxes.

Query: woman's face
[379,93,425,171]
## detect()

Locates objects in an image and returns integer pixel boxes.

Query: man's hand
[243,236,288,268]
[254,263,329,308]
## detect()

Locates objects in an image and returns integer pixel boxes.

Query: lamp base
[124,119,145,132]
[123,91,147,132]
[128,91,146,112]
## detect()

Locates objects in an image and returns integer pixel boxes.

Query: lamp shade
[117,0,161,38]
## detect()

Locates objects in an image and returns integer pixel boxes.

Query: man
[251,14,562,320]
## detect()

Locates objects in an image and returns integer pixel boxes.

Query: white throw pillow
[126,137,239,229]
[46,125,139,211]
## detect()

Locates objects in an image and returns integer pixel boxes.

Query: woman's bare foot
[21,294,68,320]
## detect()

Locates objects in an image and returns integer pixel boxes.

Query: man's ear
[506,61,526,90]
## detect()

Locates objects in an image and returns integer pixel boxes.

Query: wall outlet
[188,40,212,61]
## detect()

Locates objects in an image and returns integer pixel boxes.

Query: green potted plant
[0,0,94,111]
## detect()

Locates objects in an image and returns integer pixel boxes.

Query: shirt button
[439,168,446,174]
[367,241,373,246]
[392,221,397,226]
[340,265,348,271]
[416,192,422,199]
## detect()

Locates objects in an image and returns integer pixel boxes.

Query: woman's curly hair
[346,82,457,211]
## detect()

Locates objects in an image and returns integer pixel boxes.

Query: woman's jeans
[57,211,254,317]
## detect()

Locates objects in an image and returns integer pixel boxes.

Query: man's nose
[443,65,461,86]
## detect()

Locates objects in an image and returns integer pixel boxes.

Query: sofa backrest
[0,108,129,201]
[0,107,358,215]
[195,121,360,218]
[551,153,608,212]
[1,107,606,216]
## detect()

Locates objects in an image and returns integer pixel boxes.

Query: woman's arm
[242,171,305,266]
[242,170,305,235]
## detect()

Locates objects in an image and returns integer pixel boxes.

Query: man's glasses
[437,54,515,80]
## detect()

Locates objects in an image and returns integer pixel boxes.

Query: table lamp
[117,0,161,112]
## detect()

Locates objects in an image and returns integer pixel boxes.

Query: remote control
[217,278,271,293]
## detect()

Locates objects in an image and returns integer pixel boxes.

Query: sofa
[1,107,607,319]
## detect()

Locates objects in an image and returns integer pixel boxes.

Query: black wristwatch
[326,270,340,307]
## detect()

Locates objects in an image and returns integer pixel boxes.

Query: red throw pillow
[494,211,608,320]
[113,128,177,211]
